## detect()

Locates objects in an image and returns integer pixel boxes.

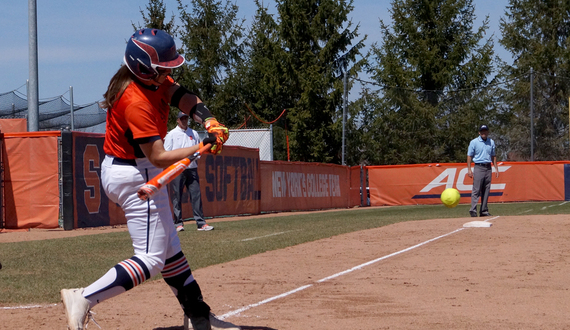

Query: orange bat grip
[137,143,212,200]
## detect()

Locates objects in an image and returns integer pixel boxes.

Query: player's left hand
[204,118,229,152]
[199,133,221,154]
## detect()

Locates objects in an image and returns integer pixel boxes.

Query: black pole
[61,131,74,230]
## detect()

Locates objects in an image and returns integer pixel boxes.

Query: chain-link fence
[196,126,273,161]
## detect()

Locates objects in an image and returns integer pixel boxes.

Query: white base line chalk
[241,231,294,242]
[0,303,58,310]
[484,216,500,222]
[219,218,499,320]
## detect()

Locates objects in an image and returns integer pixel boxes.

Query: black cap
[177,111,189,119]
[479,124,489,131]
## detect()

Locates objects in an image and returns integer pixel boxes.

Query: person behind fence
[59,28,239,330]
[467,124,499,218]
[164,111,213,232]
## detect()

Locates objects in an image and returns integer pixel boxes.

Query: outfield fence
[0,132,365,230]
[368,162,570,206]
[5,130,567,230]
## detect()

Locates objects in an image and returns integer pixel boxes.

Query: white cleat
[61,288,90,330]
[197,224,214,231]
[210,312,241,330]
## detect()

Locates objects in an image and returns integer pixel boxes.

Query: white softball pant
[100,155,182,276]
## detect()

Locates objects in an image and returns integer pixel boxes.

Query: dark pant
[470,164,492,214]
[170,168,205,228]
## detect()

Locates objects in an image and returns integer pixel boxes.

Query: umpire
[467,125,499,217]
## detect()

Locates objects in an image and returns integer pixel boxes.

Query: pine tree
[132,0,176,34]
[363,0,495,164]
[275,0,365,163]
[236,1,290,160]
[499,0,570,160]
[176,0,245,126]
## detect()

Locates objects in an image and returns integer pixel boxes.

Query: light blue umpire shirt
[467,136,495,164]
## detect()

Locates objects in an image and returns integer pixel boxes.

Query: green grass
[1,201,569,305]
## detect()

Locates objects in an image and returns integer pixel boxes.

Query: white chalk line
[241,230,295,242]
[0,303,57,310]
[540,201,568,210]
[4,217,503,314]
[219,285,313,319]
[218,219,495,320]
[484,216,500,222]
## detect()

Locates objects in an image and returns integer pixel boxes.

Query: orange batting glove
[204,118,229,154]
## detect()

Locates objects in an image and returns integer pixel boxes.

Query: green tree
[499,0,570,160]
[275,0,365,163]
[235,1,290,160]
[176,0,245,127]
[363,0,495,165]
[132,0,176,34]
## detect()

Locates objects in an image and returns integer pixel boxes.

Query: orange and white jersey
[103,76,175,159]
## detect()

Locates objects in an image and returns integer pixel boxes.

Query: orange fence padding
[3,132,60,229]
[0,119,27,133]
[260,161,353,212]
[368,162,570,206]
[349,166,362,206]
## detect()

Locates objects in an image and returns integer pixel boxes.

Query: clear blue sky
[2,0,511,105]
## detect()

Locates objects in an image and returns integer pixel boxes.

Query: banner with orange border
[367,162,570,206]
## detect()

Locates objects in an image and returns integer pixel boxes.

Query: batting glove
[198,134,220,154]
[204,118,229,154]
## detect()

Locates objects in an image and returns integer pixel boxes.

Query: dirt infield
[1,214,569,329]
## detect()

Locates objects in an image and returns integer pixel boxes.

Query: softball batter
[60,28,239,330]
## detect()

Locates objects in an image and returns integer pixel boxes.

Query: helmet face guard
[124,29,185,82]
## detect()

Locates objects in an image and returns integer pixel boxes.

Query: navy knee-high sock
[83,256,151,307]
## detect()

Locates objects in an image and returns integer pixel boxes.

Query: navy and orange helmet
[124,28,185,82]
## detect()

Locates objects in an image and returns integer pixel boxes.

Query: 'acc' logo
[412,166,511,199]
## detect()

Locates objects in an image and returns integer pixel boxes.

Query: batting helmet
[124,28,185,82]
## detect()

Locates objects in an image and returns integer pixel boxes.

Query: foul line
[241,230,294,242]
[219,218,500,320]
[4,217,502,314]
[0,303,57,310]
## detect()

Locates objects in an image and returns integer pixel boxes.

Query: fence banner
[368,162,570,206]
[260,161,351,212]
[71,132,127,228]
[2,132,60,229]
[196,146,261,217]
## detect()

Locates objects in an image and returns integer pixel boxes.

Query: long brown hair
[99,65,134,109]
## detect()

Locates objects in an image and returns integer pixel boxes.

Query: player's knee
[133,254,165,278]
